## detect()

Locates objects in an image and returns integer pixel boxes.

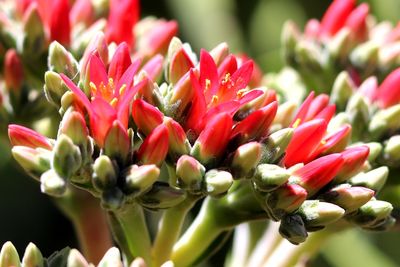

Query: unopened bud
[262,128,294,163]
[298,200,345,231]
[365,142,382,162]
[253,164,290,192]
[232,142,262,178]
[138,182,186,210]
[44,71,68,105]
[350,41,379,76]
[369,104,400,139]
[331,71,355,111]
[137,124,169,167]
[164,117,191,158]
[345,93,369,139]
[328,29,352,64]
[22,243,44,267]
[279,214,308,245]
[0,242,21,267]
[93,155,118,191]
[60,110,89,147]
[349,167,388,192]
[176,155,205,194]
[12,146,51,179]
[98,247,123,267]
[320,184,375,213]
[130,258,147,267]
[350,200,393,228]
[167,38,194,84]
[364,216,396,231]
[40,169,67,197]
[104,121,130,163]
[205,170,233,197]
[383,135,400,166]
[265,184,307,220]
[167,71,195,120]
[282,21,300,66]
[22,5,46,56]
[273,101,297,128]
[122,165,160,196]
[53,135,82,179]
[48,42,79,79]
[101,188,125,211]
[295,41,323,73]
[67,249,89,267]
[4,49,24,92]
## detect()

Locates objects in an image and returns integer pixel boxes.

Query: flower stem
[261,229,333,267]
[152,194,201,267]
[55,189,112,264]
[108,205,152,265]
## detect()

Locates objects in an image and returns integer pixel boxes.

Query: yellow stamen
[205,79,211,90]
[89,82,97,94]
[292,118,301,128]
[110,98,118,107]
[108,78,114,89]
[320,140,327,145]
[236,88,248,99]
[223,73,231,84]
[211,95,219,105]
[119,84,127,96]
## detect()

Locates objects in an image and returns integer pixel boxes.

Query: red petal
[90,98,117,147]
[89,54,108,90]
[231,101,278,142]
[306,94,329,119]
[185,69,207,131]
[60,74,93,115]
[358,76,378,102]
[337,145,369,177]
[217,54,238,78]
[142,54,164,81]
[115,58,142,96]
[199,49,219,103]
[49,0,70,45]
[376,67,400,108]
[132,99,164,135]
[291,92,315,126]
[294,153,344,196]
[137,124,169,166]
[320,0,356,37]
[169,48,194,84]
[344,3,369,41]
[108,42,132,83]
[70,0,94,26]
[8,124,52,150]
[284,119,328,167]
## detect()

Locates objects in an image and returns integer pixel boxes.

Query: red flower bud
[137,124,169,166]
[4,49,24,91]
[8,125,52,150]
[132,99,164,136]
[320,0,356,37]
[336,145,369,182]
[376,67,400,108]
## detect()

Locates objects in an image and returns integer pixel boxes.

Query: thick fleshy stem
[55,189,112,264]
[152,194,202,267]
[108,205,152,265]
[171,181,267,267]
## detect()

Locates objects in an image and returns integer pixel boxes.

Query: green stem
[108,205,152,265]
[170,198,224,267]
[152,194,201,267]
[261,229,334,267]
[55,189,112,264]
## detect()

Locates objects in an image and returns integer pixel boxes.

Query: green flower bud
[350,200,393,228]
[350,41,379,76]
[60,91,76,115]
[22,6,46,57]
[67,249,89,267]
[176,155,205,194]
[48,42,79,79]
[104,121,131,164]
[320,184,374,214]
[44,71,67,105]
[273,101,297,128]
[328,28,352,64]
[345,93,369,139]
[122,165,160,196]
[11,146,51,180]
[295,41,323,73]
[298,200,345,231]
[349,167,388,192]
[265,184,308,220]
[253,164,290,192]
[204,169,233,197]
[40,169,67,197]
[281,21,300,66]
[52,135,82,179]
[279,214,308,245]
[369,104,400,139]
[383,135,400,166]
[93,155,118,191]
[101,188,125,211]
[331,71,355,111]
[22,243,44,267]
[59,109,89,147]
[327,112,350,131]
[232,142,262,178]
[138,182,186,210]
[98,247,123,267]
[0,242,21,267]
[364,216,396,231]
[365,142,382,162]
[262,128,294,163]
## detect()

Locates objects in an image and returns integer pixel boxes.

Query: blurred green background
[1,0,399,266]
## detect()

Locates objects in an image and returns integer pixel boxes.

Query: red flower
[106,0,139,47]
[186,50,263,134]
[292,153,344,196]
[320,0,356,37]
[61,43,147,147]
[375,67,400,108]
[8,125,52,150]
